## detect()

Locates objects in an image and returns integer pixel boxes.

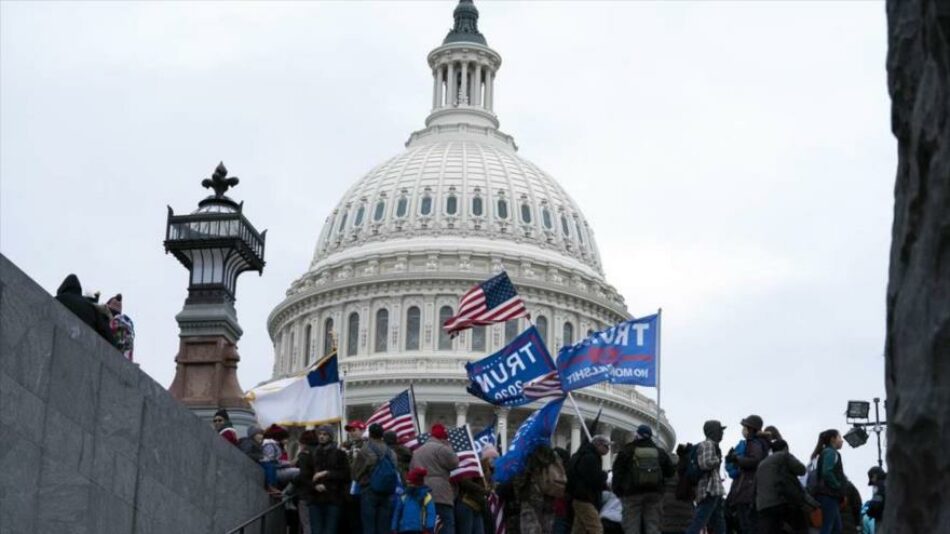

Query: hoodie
[55,275,114,343]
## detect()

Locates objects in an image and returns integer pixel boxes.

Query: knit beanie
[431,423,448,440]
[407,467,427,486]
[247,425,264,438]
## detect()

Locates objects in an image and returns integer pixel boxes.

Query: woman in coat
[755,439,807,534]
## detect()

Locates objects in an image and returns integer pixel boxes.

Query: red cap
[344,420,366,431]
[407,467,428,486]
[431,423,448,440]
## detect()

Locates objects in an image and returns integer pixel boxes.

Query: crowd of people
[55,273,135,361]
[210,410,886,534]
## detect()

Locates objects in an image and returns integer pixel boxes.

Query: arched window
[304,324,312,365]
[420,196,433,216]
[577,220,586,244]
[346,312,359,356]
[561,214,571,236]
[396,198,408,218]
[354,205,365,227]
[323,318,334,356]
[520,203,532,224]
[338,212,348,232]
[405,306,421,350]
[497,199,509,219]
[563,322,574,347]
[472,196,484,216]
[536,315,548,346]
[446,195,458,215]
[505,319,520,344]
[375,309,389,353]
[374,200,386,222]
[438,306,453,350]
[542,208,553,229]
[472,325,486,351]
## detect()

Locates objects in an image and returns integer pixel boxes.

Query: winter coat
[611,437,675,496]
[353,439,398,487]
[841,481,862,533]
[238,437,263,462]
[458,476,490,512]
[660,466,695,531]
[567,442,607,504]
[55,275,114,344]
[409,438,459,505]
[392,486,436,533]
[815,447,845,497]
[754,450,807,511]
[296,443,351,505]
[726,434,769,506]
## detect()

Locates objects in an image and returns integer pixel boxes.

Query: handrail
[225,492,295,534]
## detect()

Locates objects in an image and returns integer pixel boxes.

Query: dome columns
[427,44,500,129]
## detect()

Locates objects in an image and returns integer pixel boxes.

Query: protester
[725,415,771,533]
[295,425,351,534]
[393,467,437,534]
[457,451,490,534]
[105,293,135,361]
[516,444,566,534]
[410,423,461,534]
[612,425,674,534]
[295,430,320,533]
[353,422,399,534]
[841,481,863,534]
[553,447,572,534]
[343,420,367,534]
[385,430,413,482]
[212,409,239,445]
[865,466,885,533]
[568,435,610,534]
[239,425,265,462]
[660,448,694,534]
[754,439,807,534]
[55,274,114,343]
[480,445,499,484]
[684,420,727,534]
[809,429,846,534]
[262,424,299,490]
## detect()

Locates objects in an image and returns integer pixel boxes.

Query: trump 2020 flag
[557,314,659,391]
[246,353,342,427]
[493,397,565,485]
[473,418,498,456]
[465,326,564,407]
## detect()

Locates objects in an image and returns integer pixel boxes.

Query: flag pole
[410,384,422,436]
[655,308,663,432]
[567,392,593,441]
[340,352,347,446]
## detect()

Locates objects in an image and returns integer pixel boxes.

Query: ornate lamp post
[164,162,266,426]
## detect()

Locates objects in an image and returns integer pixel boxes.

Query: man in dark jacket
[296,425,351,534]
[55,274,113,343]
[568,435,610,534]
[354,423,399,534]
[613,425,675,534]
[754,439,807,534]
[725,415,770,533]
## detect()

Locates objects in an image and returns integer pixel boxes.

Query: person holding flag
[410,423,461,534]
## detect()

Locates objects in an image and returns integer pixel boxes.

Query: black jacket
[612,438,675,496]
[55,274,114,344]
[567,442,607,504]
[296,443,351,505]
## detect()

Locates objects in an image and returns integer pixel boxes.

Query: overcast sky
[1,1,891,498]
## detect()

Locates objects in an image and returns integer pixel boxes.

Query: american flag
[522,370,565,401]
[488,492,506,534]
[412,425,483,481]
[365,389,418,445]
[443,272,528,336]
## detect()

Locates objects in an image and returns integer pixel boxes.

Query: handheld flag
[473,417,498,456]
[246,352,342,427]
[365,389,419,445]
[557,314,659,392]
[465,326,564,407]
[493,397,565,485]
[443,271,528,336]
[411,425,484,481]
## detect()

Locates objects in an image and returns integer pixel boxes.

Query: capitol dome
[268,0,674,453]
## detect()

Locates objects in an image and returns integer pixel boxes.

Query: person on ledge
[212,409,239,445]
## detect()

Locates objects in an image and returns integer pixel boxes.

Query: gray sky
[1,1,891,498]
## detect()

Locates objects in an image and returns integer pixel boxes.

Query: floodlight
[844,426,869,448]
[846,400,870,420]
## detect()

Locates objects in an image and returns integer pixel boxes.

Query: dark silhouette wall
[0,254,276,533]
[885,1,950,532]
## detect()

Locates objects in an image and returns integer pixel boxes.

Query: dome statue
[267,0,674,453]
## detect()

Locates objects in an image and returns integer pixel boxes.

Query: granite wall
[885,0,950,532]
[0,254,279,533]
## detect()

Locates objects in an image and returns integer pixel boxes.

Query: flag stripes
[443,272,529,335]
[365,389,418,445]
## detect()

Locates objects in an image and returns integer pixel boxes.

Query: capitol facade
[267,0,674,457]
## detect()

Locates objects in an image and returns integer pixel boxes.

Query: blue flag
[557,314,659,391]
[472,417,497,456]
[493,398,565,485]
[465,326,562,407]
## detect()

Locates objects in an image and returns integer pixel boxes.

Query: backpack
[683,443,704,485]
[394,490,433,533]
[368,444,398,494]
[539,459,567,499]
[630,446,663,491]
[805,457,820,495]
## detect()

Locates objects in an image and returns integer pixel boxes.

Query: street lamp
[843,397,886,467]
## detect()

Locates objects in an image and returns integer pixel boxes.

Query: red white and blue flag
[411,425,483,482]
[443,272,528,336]
[365,389,419,445]
[488,492,506,534]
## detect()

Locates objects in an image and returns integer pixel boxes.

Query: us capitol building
[266,0,675,456]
